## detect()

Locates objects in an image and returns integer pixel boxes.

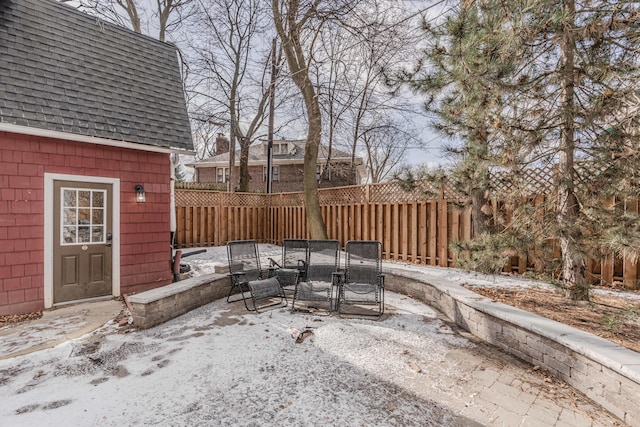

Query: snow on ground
[181,244,640,302]
[0,245,633,426]
[1,293,478,426]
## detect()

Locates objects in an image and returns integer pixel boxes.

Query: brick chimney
[216,133,229,155]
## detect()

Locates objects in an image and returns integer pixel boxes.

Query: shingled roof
[0,0,193,151]
[190,140,360,166]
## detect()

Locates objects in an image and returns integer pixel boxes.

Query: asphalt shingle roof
[193,140,357,165]
[0,0,193,151]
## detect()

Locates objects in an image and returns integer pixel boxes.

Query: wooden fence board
[428,201,437,266]
[438,200,448,267]
[392,203,399,260]
[384,204,391,259]
[411,203,418,263]
[624,200,638,289]
[419,202,427,264]
[450,207,460,265]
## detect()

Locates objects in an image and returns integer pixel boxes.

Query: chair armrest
[297,259,307,271]
[267,265,278,278]
[378,273,385,288]
[268,257,281,269]
[228,271,248,285]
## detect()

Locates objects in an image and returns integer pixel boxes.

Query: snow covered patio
[0,291,623,426]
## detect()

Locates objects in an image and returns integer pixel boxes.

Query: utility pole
[266,38,277,194]
[229,102,236,192]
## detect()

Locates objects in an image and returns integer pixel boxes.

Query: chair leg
[227,282,252,311]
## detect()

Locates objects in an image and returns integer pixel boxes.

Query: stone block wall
[384,268,640,426]
[128,273,230,329]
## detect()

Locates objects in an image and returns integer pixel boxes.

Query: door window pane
[78,208,91,225]
[63,190,76,207]
[92,209,104,224]
[91,226,104,242]
[60,188,107,245]
[78,191,91,207]
[78,226,90,243]
[92,192,104,208]
[63,208,76,225]
[63,226,76,244]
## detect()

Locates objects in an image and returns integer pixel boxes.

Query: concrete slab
[0,299,124,360]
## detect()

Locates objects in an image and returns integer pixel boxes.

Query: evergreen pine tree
[398,0,640,298]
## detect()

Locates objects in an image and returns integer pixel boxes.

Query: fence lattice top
[175,164,609,207]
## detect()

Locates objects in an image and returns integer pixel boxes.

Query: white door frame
[44,173,121,308]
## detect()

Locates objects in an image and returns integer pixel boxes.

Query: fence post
[624,199,638,289]
[363,184,371,241]
[438,197,448,267]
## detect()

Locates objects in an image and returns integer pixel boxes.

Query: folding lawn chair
[269,238,308,290]
[337,240,385,318]
[291,239,340,313]
[226,240,286,312]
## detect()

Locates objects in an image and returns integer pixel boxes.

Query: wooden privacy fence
[174,181,639,289]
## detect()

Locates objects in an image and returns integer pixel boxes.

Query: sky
[64,0,453,175]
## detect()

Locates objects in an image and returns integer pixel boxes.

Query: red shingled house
[0,0,193,315]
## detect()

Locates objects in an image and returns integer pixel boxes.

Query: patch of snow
[1,295,477,426]
[0,245,631,426]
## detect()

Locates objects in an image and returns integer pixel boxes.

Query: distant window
[217,167,229,183]
[263,165,280,182]
[273,143,288,155]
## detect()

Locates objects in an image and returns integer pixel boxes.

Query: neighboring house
[0,0,193,315]
[188,135,364,193]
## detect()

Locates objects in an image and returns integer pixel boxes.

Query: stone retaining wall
[128,273,230,329]
[384,266,640,427]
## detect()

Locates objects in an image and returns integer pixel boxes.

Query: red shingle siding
[0,131,172,315]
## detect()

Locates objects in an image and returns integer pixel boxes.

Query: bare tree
[360,121,410,183]
[189,118,223,160]
[312,0,422,184]
[156,0,195,42]
[70,0,142,31]
[312,21,354,181]
[187,0,288,192]
[75,0,193,41]
[118,0,142,32]
[272,0,331,239]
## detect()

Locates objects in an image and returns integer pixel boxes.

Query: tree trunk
[273,0,327,239]
[557,0,588,301]
[302,89,327,239]
[471,187,492,236]
[117,0,141,33]
[238,138,251,192]
[469,132,493,236]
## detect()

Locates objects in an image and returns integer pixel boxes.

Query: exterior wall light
[135,184,146,202]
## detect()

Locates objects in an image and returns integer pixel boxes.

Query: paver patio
[0,292,624,426]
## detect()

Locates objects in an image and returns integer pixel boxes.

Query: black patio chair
[291,239,340,313]
[269,239,308,290]
[226,240,286,312]
[337,240,385,318]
